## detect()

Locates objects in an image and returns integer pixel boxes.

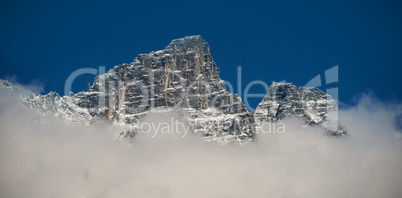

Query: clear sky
[1,0,401,110]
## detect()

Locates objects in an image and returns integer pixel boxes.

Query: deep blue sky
[1,0,401,110]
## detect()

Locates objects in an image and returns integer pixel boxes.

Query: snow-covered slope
[0,79,93,126]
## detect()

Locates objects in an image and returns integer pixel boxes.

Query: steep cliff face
[254,83,348,136]
[85,35,254,142]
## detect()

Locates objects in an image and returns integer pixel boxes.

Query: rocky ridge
[254,82,348,136]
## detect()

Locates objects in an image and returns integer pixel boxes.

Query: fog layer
[0,94,401,198]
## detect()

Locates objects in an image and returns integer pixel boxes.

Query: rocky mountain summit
[0,35,348,142]
[82,35,254,142]
[254,83,348,136]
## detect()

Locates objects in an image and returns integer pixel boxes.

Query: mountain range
[0,35,347,142]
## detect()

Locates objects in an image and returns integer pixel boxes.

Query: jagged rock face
[71,35,254,142]
[254,82,348,136]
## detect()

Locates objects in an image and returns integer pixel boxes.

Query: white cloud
[0,93,401,198]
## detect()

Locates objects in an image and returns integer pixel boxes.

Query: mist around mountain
[1,36,402,197]
[1,86,402,197]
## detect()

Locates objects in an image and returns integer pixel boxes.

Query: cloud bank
[0,93,401,198]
